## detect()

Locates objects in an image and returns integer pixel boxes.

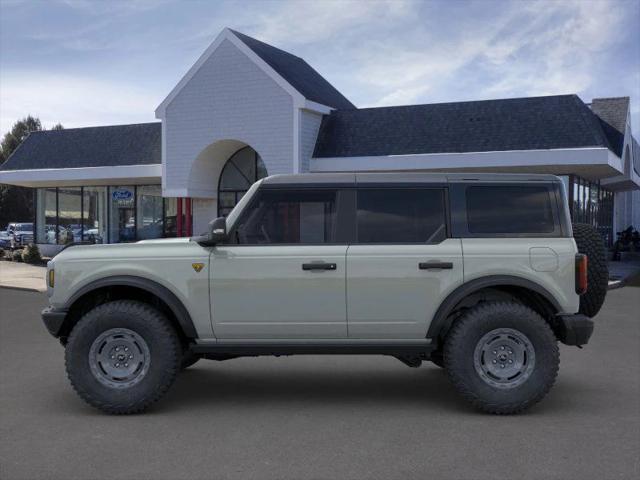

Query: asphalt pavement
[1,286,638,480]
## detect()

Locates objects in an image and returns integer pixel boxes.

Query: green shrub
[0,249,5,259]
[11,250,23,262]
[22,243,42,264]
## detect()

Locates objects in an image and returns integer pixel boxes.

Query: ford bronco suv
[42,173,608,414]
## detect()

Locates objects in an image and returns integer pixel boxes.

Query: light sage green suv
[42,173,608,414]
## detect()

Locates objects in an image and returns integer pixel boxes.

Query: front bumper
[556,314,594,346]
[42,306,68,338]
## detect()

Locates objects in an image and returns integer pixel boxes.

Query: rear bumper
[556,314,594,346]
[41,306,68,338]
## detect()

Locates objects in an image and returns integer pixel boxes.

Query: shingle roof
[0,123,161,171]
[230,29,355,110]
[590,97,629,157]
[590,97,629,133]
[313,94,616,158]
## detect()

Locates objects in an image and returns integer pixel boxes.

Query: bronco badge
[192,263,204,273]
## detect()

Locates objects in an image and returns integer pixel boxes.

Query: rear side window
[356,188,447,243]
[233,189,337,244]
[466,186,555,234]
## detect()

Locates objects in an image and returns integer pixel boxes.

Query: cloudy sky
[1,0,639,135]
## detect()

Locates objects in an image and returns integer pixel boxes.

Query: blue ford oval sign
[112,189,133,201]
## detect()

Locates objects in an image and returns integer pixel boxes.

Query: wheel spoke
[473,328,536,389]
[88,328,150,389]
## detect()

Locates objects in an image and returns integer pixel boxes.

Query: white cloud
[341,0,627,107]
[0,0,637,136]
[0,72,158,133]
[249,0,411,45]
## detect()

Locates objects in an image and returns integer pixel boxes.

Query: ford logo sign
[112,189,133,200]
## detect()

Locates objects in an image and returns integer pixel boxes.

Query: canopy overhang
[0,164,162,188]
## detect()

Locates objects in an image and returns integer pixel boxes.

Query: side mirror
[192,217,227,246]
[209,217,227,243]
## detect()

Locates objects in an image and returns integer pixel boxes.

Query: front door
[210,188,348,339]
[346,187,464,338]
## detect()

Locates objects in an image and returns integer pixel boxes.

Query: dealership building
[1,28,638,256]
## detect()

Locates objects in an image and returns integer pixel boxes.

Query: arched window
[218,146,267,216]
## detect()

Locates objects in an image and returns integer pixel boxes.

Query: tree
[0,115,42,163]
[0,116,63,228]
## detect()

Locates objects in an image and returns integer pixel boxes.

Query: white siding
[163,39,294,196]
[299,110,323,173]
[192,198,216,235]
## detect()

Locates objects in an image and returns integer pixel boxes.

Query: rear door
[210,187,349,339]
[346,187,463,339]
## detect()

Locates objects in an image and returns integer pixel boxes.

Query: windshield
[15,223,33,232]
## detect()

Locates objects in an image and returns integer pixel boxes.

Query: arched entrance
[217,146,268,216]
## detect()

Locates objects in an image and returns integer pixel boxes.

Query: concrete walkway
[0,261,47,292]
[608,259,640,289]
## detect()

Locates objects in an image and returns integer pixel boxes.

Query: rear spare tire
[572,223,608,317]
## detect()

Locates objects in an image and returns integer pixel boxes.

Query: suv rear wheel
[444,301,559,414]
[65,300,181,414]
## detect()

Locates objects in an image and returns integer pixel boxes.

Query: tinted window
[466,186,555,234]
[234,189,337,244]
[357,189,447,243]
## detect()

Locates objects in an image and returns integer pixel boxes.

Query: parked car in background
[6,223,34,250]
[0,230,11,249]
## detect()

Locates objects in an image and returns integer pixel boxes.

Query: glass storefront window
[568,175,614,247]
[137,185,163,240]
[34,185,176,246]
[109,186,136,243]
[163,197,177,237]
[218,146,268,217]
[57,188,82,245]
[36,188,58,244]
[83,187,107,244]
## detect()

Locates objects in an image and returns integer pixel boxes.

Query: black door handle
[302,262,337,271]
[419,261,453,270]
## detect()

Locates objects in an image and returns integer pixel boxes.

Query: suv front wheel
[65,300,181,414]
[444,301,559,414]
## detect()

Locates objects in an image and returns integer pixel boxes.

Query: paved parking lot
[1,286,638,480]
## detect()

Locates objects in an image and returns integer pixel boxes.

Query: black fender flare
[65,275,197,338]
[426,275,562,340]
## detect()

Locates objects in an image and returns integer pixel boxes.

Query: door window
[356,188,447,243]
[233,189,337,244]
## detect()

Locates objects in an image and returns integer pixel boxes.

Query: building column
[175,197,193,237]
[176,198,183,236]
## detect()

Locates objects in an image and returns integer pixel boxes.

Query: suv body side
[208,173,578,341]
[45,173,580,343]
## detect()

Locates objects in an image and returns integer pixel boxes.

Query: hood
[53,236,196,260]
[135,237,191,244]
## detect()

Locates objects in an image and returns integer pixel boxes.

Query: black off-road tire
[65,300,181,414]
[572,223,608,318]
[430,350,444,368]
[444,302,559,414]
[181,350,201,370]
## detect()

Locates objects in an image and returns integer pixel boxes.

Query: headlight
[48,269,55,288]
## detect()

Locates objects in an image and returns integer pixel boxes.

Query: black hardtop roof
[261,172,563,187]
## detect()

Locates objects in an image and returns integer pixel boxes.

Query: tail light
[575,254,588,295]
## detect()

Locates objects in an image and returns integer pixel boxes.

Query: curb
[0,284,45,293]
